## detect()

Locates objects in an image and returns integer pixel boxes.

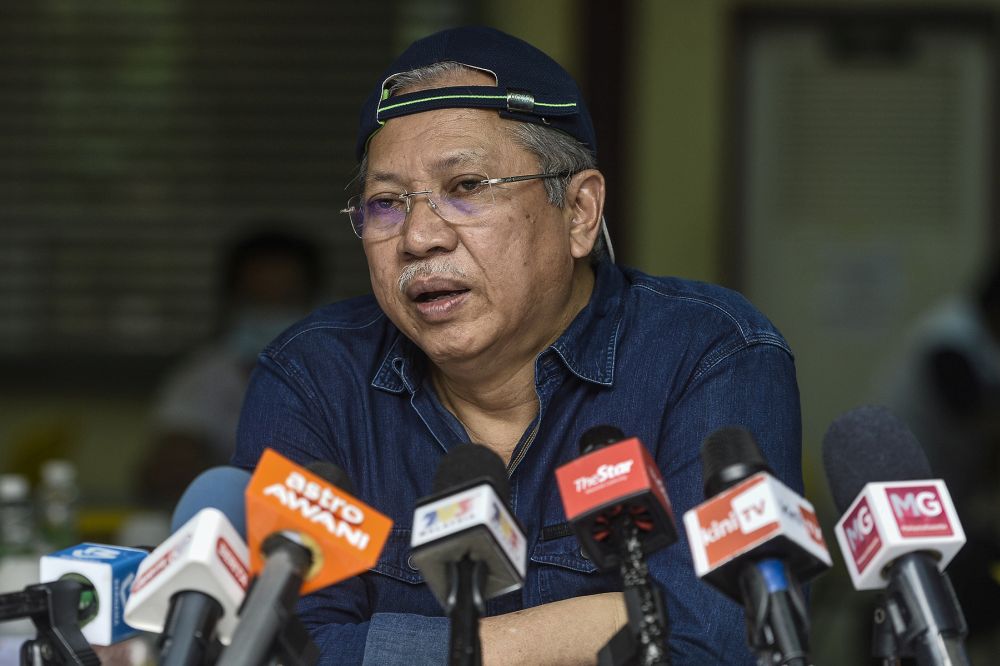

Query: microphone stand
[0,580,98,666]
[445,555,486,666]
[871,594,902,666]
[598,519,670,666]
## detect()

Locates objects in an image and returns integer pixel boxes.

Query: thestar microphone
[217,449,392,666]
[823,405,970,666]
[410,444,527,666]
[125,466,252,666]
[556,426,677,569]
[683,426,830,666]
[555,425,677,666]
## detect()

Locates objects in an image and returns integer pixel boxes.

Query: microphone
[38,543,148,647]
[410,444,527,666]
[124,466,252,666]
[555,426,677,568]
[822,405,970,666]
[683,426,830,666]
[217,449,392,666]
[555,426,677,666]
[242,450,392,595]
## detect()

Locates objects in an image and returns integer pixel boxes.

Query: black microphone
[684,426,831,666]
[410,444,527,666]
[555,426,677,666]
[823,405,970,666]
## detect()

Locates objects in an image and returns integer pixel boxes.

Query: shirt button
[579,547,591,561]
[407,554,419,571]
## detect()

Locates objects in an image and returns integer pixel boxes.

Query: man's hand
[480,592,627,666]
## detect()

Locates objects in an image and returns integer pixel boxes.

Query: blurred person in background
[136,228,324,512]
[881,259,1000,654]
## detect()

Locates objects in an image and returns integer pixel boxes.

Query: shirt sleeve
[362,614,449,666]
[234,353,451,665]
[653,341,803,665]
[294,580,449,666]
[233,352,339,470]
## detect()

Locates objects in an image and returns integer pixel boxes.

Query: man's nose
[400,192,457,257]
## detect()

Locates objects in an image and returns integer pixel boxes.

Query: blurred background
[1,0,998,662]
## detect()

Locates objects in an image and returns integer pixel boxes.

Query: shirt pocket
[370,527,424,584]
[367,527,442,615]
[530,530,621,605]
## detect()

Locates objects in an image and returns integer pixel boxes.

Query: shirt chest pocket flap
[530,528,619,604]
[370,527,424,585]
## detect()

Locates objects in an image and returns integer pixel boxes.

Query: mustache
[397,261,468,294]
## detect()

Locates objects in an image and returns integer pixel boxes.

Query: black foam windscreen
[432,444,510,504]
[171,466,252,536]
[700,426,772,497]
[821,404,933,514]
[579,424,626,454]
[307,460,357,496]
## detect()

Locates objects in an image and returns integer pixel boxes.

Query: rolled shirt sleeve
[362,614,449,666]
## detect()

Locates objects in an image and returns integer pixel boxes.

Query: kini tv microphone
[823,405,970,666]
[39,543,148,647]
[683,426,830,666]
[410,444,527,666]
[125,466,252,666]
[555,426,677,666]
[217,449,392,666]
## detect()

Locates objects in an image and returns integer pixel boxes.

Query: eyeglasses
[341,171,572,240]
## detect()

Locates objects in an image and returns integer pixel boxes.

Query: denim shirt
[233,259,803,665]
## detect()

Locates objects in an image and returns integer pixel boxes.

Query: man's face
[361,99,583,369]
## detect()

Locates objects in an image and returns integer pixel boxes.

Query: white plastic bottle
[38,459,79,550]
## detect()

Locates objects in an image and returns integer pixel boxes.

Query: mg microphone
[217,450,392,666]
[555,426,676,666]
[683,426,830,666]
[125,466,252,666]
[823,405,970,666]
[410,444,527,666]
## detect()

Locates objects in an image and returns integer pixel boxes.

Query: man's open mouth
[414,289,469,303]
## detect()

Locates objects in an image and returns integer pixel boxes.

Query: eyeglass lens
[351,176,496,239]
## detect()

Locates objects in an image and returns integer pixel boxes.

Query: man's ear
[565,169,606,259]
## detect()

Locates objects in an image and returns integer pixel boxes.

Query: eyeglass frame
[341,170,575,240]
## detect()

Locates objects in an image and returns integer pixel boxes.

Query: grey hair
[356,61,607,259]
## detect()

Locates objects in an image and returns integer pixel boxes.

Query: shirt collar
[372,258,626,393]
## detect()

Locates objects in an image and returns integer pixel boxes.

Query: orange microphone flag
[246,448,393,595]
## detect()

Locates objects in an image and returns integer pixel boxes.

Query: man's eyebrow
[429,150,489,172]
[366,170,403,187]
[365,150,491,188]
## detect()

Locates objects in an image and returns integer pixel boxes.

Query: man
[233,26,802,665]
